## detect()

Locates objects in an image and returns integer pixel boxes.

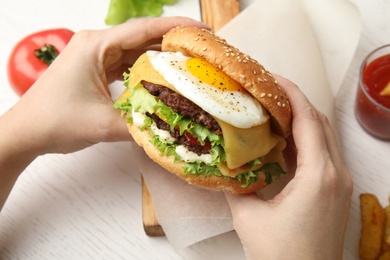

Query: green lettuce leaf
[105,0,177,25]
[262,163,287,185]
[113,83,157,122]
[236,171,259,188]
[129,85,157,115]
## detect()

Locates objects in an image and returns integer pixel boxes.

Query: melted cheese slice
[217,146,285,177]
[122,53,286,175]
[127,53,175,90]
[216,118,285,170]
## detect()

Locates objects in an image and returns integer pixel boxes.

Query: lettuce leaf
[236,171,258,188]
[129,85,157,115]
[154,100,224,147]
[262,163,287,185]
[105,0,177,25]
[113,83,156,122]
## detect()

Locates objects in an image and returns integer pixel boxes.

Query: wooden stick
[142,177,165,236]
[200,0,240,31]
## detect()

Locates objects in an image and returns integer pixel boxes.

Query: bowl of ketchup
[355,44,390,140]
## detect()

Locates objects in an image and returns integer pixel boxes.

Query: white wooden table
[0,0,389,259]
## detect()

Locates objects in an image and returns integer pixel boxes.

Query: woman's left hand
[6,17,210,155]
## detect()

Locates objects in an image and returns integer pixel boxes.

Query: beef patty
[142,80,222,155]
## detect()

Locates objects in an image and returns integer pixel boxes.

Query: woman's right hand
[225,75,353,260]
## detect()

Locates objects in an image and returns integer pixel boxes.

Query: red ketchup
[355,49,390,140]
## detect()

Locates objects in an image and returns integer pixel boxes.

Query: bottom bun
[128,123,267,194]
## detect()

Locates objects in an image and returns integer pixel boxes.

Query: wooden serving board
[142,0,240,237]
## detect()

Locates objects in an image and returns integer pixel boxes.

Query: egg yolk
[186,58,245,92]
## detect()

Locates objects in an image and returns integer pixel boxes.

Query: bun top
[162,26,291,138]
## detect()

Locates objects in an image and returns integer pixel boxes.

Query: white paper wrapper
[138,0,361,250]
[136,148,233,249]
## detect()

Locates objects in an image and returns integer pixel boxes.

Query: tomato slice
[7,28,74,96]
[182,131,212,151]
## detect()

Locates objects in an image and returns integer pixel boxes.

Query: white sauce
[133,111,176,142]
[132,111,146,128]
[175,145,212,164]
[132,111,211,164]
[150,123,177,143]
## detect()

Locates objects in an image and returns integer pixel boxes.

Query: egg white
[146,51,268,128]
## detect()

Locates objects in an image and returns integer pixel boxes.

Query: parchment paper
[138,0,361,250]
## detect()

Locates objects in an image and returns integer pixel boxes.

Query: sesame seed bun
[162,26,292,138]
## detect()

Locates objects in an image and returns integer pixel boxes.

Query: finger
[132,39,162,50]
[282,135,297,177]
[105,50,149,83]
[316,110,345,170]
[105,17,210,50]
[122,44,161,65]
[107,44,164,83]
[224,191,263,214]
[274,75,329,167]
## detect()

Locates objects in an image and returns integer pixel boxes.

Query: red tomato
[182,131,212,151]
[7,28,74,96]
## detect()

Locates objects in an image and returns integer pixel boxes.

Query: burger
[114,26,292,194]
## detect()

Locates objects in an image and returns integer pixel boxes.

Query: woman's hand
[0,17,209,209]
[225,75,353,260]
[10,17,209,154]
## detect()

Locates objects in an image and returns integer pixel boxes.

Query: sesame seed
[260,93,266,98]
[240,74,246,79]
[274,95,278,99]
[268,93,272,97]
[277,102,281,106]
[202,47,207,51]
[194,37,199,41]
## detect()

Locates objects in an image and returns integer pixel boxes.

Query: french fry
[383,205,390,252]
[359,193,386,260]
[378,251,390,260]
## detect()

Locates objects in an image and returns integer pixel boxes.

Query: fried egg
[146,51,268,128]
